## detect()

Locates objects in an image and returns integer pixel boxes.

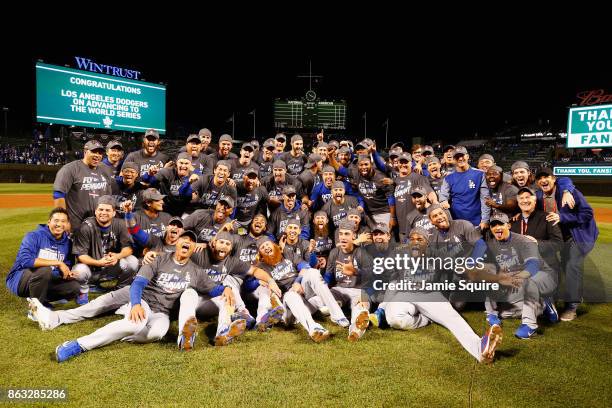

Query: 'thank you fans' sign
[567,104,612,148]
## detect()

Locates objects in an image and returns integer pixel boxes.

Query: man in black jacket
[511,187,563,273]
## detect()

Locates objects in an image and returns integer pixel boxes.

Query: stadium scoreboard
[36,62,166,133]
[274,98,346,130]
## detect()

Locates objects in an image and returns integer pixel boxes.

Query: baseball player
[309,167,364,212]
[321,180,363,232]
[254,238,350,342]
[192,160,238,210]
[234,169,269,231]
[425,156,444,198]
[262,160,305,210]
[485,213,559,338]
[7,208,81,305]
[535,168,599,321]
[230,142,260,182]
[353,154,396,227]
[183,197,235,244]
[101,140,124,177]
[267,185,311,240]
[255,138,276,179]
[403,186,436,242]
[298,153,323,201]
[111,161,148,218]
[279,134,307,176]
[204,134,238,174]
[484,165,519,218]
[325,220,373,341]
[182,134,208,175]
[140,152,200,216]
[53,139,113,231]
[198,128,216,155]
[374,227,505,363]
[131,188,172,243]
[124,129,170,176]
[50,230,234,362]
[184,231,283,343]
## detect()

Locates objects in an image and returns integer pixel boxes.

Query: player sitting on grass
[180,231,283,348]
[254,238,350,342]
[33,231,233,362]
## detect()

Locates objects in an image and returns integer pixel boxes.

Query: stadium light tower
[2,107,8,139]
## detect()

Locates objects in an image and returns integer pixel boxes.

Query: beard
[314,224,329,238]
[258,243,283,266]
[374,242,389,252]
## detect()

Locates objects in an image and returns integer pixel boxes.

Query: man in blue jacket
[439,146,491,229]
[6,208,81,304]
[535,168,599,321]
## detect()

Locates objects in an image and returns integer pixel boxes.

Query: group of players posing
[8,128,598,364]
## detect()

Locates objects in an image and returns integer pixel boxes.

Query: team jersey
[72,217,132,269]
[124,150,169,176]
[326,246,372,288]
[53,160,113,230]
[439,167,490,226]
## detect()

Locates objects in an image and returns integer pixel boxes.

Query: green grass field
[0,185,610,407]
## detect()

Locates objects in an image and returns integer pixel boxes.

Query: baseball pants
[384,293,483,361]
[72,255,139,293]
[43,286,131,330]
[331,286,369,326]
[485,270,557,328]
[282,268,347,335]
[178,288,231,337]
[77,299,170,351]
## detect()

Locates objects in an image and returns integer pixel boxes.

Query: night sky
[3,31,611,147]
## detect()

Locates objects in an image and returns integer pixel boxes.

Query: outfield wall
[0,164,611,196]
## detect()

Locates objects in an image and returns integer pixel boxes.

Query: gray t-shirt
[405,208,436,238]
[229,159,260,182]
[124,150,169,176]
[326,246,372,288]
[394,173,432,235]
[190,248,251,284]
[322,196,360,229]
[138,252,219,314]
[280,151,307,176]
[235,184,268,224]
[429,219,482,259]
[490,183,519,217]
[53,160,113,230]
[183,209,225,243]
[72,217,133,269]
[485,232,550,274]
[256,259,297,292]
[133,211,172,239]
[192,175,238,210]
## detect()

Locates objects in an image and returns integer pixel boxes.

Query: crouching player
[485,213,559,339]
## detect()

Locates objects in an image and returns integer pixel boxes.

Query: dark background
[2,29,611,146]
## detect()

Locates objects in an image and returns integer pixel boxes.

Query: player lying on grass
[370,227,511,363]
[30,231,234,362]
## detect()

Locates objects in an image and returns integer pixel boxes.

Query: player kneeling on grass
[7,208,82,308]
[372,227,507,363]
[177,231,283,349]
[254,238,350,342]
[324,220,373,342]
[484,213,559,339]
[49,230,232,362]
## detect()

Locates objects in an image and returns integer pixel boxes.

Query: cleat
[27,298,52,331]
[257,305,285,332]
[55,340,83,363]
[369,308,386,329]
[333,317,350,328]
[232,310,256,330]
[543,298,559,323]
[27,310,38,322]
[214,319,246,346]
[310,327,330,343]
[177,317,198,351]
[486,313,502,327]
[318,306,330,316]
[480,324,503,363]
[355,310,370,331]
[76,292,89,305]
[514,324,537,339]
[560,307,577,322]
